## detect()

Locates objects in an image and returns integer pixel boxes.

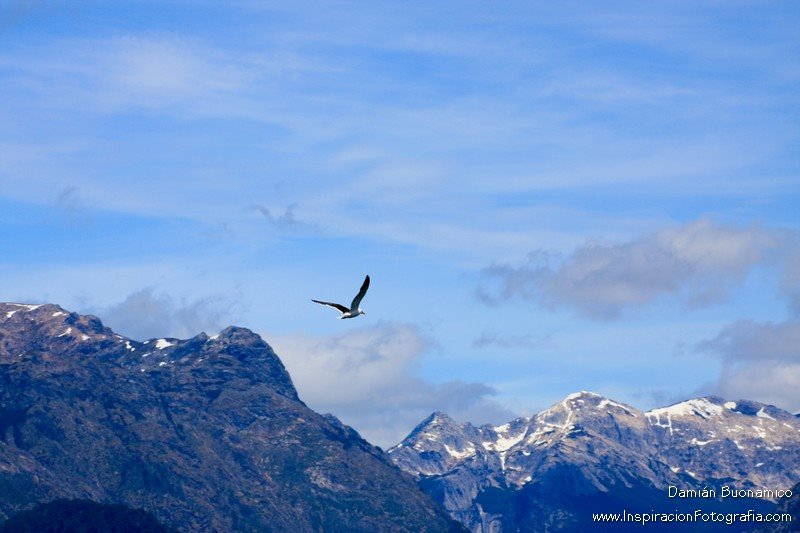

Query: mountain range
[1,301,797,532]
[389,391,800,531]
[0,302,462,532]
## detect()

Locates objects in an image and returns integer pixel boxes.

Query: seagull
[312,275,370,319]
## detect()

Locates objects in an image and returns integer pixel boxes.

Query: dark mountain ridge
[0,302,462,532]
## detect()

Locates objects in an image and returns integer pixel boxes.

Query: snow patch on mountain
[155,339,175,349]
[647,398,724,419]
[757,408,775,420]
[390,391,800,532]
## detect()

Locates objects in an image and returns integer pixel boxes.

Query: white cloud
[781,250,800,315]
[100,288,243,340]
[697,319,800,412]
[109,37,242,92]
[1,21,796,264]
[712,364,800,414]
[269,323,514,447]
[697,319,800,363]
[478,219,799,319]
[0,34,276,124]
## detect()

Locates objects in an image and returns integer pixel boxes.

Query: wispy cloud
[472,330,555,350]
[1,14,796,259]
[247,204,318,232]
[697,319,800,363]
[100,288,244,340]
[53,186,92,225]
[270,323,515,447]
[477,219,800,319]
[696,319,800,412]
[0,2,797,425]
[0,33,306,125]
[72,35,253,115]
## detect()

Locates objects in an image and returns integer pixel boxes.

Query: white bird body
[312,275,370,319]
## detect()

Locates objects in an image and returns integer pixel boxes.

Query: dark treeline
[0,499,171,533]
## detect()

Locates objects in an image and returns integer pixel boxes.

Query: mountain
[762,481,800,533]
[0,303,463,532]
[389,391,800,532]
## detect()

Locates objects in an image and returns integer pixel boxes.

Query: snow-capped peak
[155,339,176,350]
[564,390,602,402]
[647,398,724,419]
[391,392,800,533]
[2,303,43,319]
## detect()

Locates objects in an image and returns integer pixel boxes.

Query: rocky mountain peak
[210,325,266,345]
[415,411,461,432]
[391,392,800,531]
[645,396,727,420]
[1,302,104,331]
[0,302,118,360]
[0,302,462,532]
[643,395,798,435]
[397,411,477,451]
[539,391,639,423]
[563,390,603,401]
[0,302,299,401]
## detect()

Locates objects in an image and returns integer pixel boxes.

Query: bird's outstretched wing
[311,300,350,313]
[350,275,370,310]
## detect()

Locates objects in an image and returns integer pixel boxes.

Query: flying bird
[312,275,370,319]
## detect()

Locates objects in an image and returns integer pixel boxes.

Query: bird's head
[358,308,366,316]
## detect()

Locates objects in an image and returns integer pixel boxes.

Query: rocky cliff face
[0,303,462,532]
[390,391,800,532]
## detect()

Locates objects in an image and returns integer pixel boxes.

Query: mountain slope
[0,499,172,533]
[390,391,800,531]
[0,303,463,532]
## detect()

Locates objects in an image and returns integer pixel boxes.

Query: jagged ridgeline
[389,392,800,532]
[0,303,465,532]
[2,302,797,533]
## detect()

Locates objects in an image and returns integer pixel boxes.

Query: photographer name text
[668,486,792,499]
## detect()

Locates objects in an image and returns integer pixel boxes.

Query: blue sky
[1,1,798,446]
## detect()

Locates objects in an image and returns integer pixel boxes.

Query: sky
[0,0,798,447]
